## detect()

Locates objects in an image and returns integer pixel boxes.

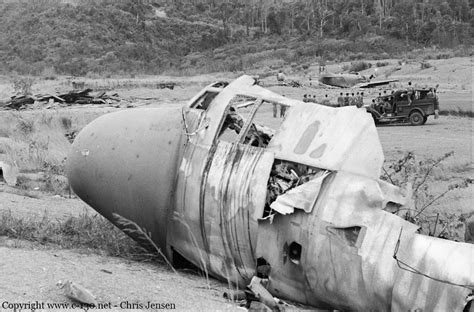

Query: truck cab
[366,89,439,125]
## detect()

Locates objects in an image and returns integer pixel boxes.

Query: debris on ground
[281,80,302,87]
[156,82,175,90]
[223,289,247,301]
[247,276,284,311]
[3,95,35,110]
[263,80,302,88]
[65,130,78,143]
[3,89,122,110]
[57,280,97,306]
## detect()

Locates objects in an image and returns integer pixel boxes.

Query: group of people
[272,103,287,118]
[302,94,328,104]
[302,92,365,108]
[336,92,365,107]
[373,97,394,115]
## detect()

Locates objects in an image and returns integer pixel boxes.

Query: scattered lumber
[5,95,35,110]
[261,80,302,88]
[2,88,122,110]
[59,88,94,103]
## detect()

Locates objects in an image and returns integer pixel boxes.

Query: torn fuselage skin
[67,75,474,311]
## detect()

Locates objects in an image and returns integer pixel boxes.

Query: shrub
[349,61,371,72]
[12,76,35,95]
[381,152,472,240]
[420,61,432,69]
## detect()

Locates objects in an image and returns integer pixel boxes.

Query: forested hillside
[0,0,471,76]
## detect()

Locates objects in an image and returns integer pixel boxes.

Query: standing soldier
[359,92,365,107]
[407,81,414,105]
[319,58,326,73]
[273,103,278,118]
[433,87,440,119]
[464,214,474,243]
[337,92,344,107]
[280,104,286,117]
[350,93,356,106]
[321,94,330,106]
[427,88,434,98]
[277,70,286,82]
[344,93,350,106]
[356,92,360,106]
[303,94,308,102]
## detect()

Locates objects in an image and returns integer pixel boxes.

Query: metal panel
[267,104,384,178]
[391,234,473,311]
[204,142,273,284]
[256,171,423,310]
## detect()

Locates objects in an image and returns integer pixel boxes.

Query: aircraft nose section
[66,108,185,252]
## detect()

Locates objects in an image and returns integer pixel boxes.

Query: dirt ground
[0,240,241,311]
[0,57,472,310]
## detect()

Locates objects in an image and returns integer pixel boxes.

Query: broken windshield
[218,95,287,148]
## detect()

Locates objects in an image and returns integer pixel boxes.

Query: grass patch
[0,109,105,194]
[0,210,163,261]
[1,111,71,172]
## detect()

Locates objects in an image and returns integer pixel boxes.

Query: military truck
[366,89,439,126]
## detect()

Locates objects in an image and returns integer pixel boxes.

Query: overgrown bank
[0,0,471,76]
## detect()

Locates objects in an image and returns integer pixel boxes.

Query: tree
[314,0,334,38]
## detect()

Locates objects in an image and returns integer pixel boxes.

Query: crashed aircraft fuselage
[67,75,473,311]
[319,72,398,88]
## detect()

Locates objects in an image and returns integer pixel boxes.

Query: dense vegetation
[0,0,471,76]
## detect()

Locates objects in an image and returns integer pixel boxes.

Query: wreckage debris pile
[265,160,319,216]
[282,80,302,88]
[262,80,302,88]
[2,89,121,110]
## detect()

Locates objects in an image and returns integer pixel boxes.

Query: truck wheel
[409,111,424,126]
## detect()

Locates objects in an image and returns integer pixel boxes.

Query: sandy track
[377,115,472,163]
